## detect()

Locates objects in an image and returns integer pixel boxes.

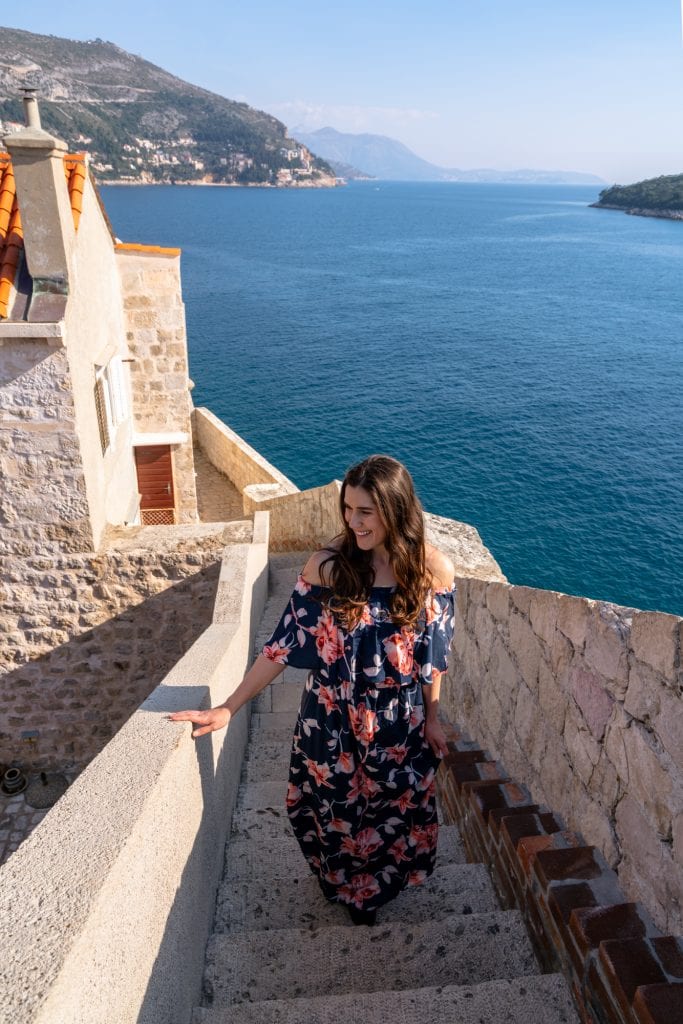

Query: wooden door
[134,445,176,524]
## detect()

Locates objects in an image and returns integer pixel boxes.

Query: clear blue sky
[4,1,683,181]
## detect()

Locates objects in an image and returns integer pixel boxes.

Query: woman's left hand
[424,715,449,759]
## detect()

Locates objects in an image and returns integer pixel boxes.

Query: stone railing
[0,513,270,1024]
[193,407,297,500]
[443,577,682,934]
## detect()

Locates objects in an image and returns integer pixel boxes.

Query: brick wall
[443,578,682,933]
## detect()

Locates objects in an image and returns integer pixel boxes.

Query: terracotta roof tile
[114,242,181,258]
[0,151,87,320]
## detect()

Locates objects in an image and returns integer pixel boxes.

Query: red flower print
[409,822,438,855]
[262,640,291,664]
[347,703,379,745]
[417,767,436,791]
[337,872,381,909]
[383,629,415,675]
[286,783,302,807]
[384,744,409,765]
[424,593,442,625]
[327,817,352,834]
[334,750,355,774]
[407,869,428,887]
[340,827,383,861]
[295,574,312,595]
[318,685,339,714]
[339,678,353,701]
[347,767,382,803]
[323,868,346,885]
[388,836,413,863]
[311,610,345,664]
[409,704,424,729]
[304,757,335,789]
[391,789,418,814]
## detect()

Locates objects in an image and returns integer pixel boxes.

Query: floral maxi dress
[262,573,456,912]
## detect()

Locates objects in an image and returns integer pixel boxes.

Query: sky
[3,1,683,182]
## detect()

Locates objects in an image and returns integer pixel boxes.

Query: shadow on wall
[0,563,221,773]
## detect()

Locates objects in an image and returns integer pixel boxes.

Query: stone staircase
[191,555,579,1024]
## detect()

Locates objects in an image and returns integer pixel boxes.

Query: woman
[170,454,455,925]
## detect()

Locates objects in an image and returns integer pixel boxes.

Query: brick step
[215,861,498,933]
[192,972,578,1024]
[224,825,466,883]
[201,911,539,1009]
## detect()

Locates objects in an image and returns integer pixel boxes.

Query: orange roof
[115,242,181,258]
[0,152,87,320]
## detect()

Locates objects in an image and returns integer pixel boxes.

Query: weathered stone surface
[509,613,541,692]
[631,610,678,680]
[622,722,673,837]
[529,590,558,647]
[556,593,591,648]
[570,667,614,741]
[624,660,662,724]
[583,604,630,696]
[537,660,567,735]
[486,583,510,622]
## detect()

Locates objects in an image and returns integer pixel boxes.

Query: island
[591,173,683,221]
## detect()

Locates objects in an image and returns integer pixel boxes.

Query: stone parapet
[0,522,251,771]
[443,577,683,934]
[0,513,270,1024]
[193,406,297,499]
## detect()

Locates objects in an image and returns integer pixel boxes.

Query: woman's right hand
[168,705,231,738]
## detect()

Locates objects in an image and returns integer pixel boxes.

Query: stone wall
[0,334,93,556]
[193,406,297,498]
[0,523,249,771]
[117,247,199,524]
[443,577,683,932]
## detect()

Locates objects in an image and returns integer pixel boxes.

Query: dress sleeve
[413,587,456,686]
[261,574,333,670]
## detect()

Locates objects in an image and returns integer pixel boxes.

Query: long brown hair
[320,455,430,628]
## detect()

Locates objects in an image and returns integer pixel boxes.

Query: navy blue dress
[262,573,456,911]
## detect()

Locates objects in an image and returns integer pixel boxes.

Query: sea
[102,181,683,616]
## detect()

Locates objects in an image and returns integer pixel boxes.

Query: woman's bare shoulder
[301,540,341,585]
[425,543,455,589]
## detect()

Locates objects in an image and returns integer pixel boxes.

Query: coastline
[100,177,342,189]
[590,202,683,221]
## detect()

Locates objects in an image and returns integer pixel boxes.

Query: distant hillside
[593,173,683,219]
[295,126,604,185]
[0,27,336,186]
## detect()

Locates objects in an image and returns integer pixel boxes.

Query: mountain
[0,27,336,186]
[593,173,683,219]
[294,126,605,185]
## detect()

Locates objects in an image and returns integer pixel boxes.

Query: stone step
[192,972,579,1024]
[249,711,300,743]
[224,824,466,882]
[252,679,307,714]
[202,911,538,1009]
[241,742,291,783]
[215,861,498,933]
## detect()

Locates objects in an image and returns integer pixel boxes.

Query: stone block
[598,938,668,1018]
[631,611,678,680]
[621,726,673,837]
[529,589,559,647]
[537,659,567,735]
[510,586,534,615]
[486,583,510,622]
[624,660,662,725]
[652,688,683,774]
[509,612,541,691]
[584,605,630,696]
[633,983,683,1024]
[570,667,614,741]
[557,595,592,648]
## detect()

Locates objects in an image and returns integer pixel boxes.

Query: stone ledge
[436,719,683,1024]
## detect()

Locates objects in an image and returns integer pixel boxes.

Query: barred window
[94,357,129,455]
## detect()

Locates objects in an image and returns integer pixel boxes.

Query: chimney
[3,89,74,322]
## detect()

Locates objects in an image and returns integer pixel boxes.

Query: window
[94,357,129,455]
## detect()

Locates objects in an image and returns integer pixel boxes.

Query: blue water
[103,182,683,615]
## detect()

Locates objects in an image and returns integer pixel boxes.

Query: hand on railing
[168,705,231,738]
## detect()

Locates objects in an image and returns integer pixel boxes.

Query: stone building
[0,92,198,557]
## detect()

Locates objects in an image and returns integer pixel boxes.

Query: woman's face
[343,484,388,553]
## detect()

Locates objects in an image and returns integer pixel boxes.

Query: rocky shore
[591,202,683,221]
